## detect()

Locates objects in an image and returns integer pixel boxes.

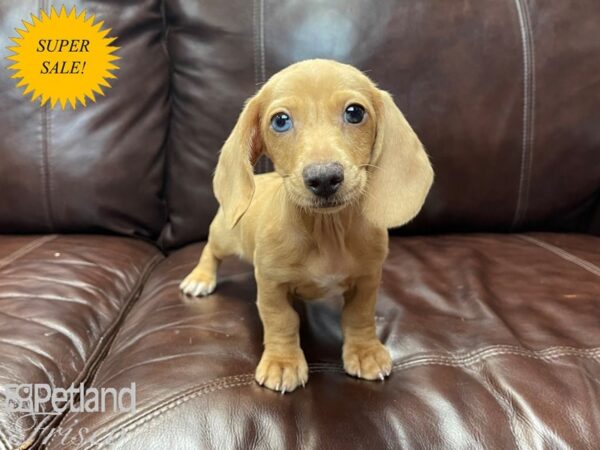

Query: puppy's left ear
[363,89,434,229]
[213,95,263,229]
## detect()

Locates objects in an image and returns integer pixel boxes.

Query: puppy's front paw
[179,270,217,297]
[343,340,392,381]
[255,349,309,394]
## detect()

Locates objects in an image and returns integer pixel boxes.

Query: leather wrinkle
[29,253,164,450]
[0,429,9,450]
[85,345,600,448]
[479,366,521,449]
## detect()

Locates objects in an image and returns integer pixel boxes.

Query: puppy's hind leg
[179,209,237,297]
[180,243,220,297]
[180,211,233,297]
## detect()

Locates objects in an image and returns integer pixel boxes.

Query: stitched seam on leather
[253,0,270,174]
[523,1,535,229]
[91,367,359,450]
[258,0,266,86]
[30,253,164,450]
[518,235,600,277]
[253,0,272,175]
[41,103,55,231]
[86,347,600,448]
[0,235,57,272]
[88,367,341,449]
[87,375,256,449]
[93,380,255,450]
[258,0,268,175]
[252,0,260,174]
[252,0,261,88]
[33,0,52,236]
[252,0,266,91]
[94,348,600,448]
[46,346,600,448]
[393,345,600,370]
[39,106,50,231]
[83,255,162,394]
[89,368,344,449]
[310,346,600,370]
[511,0,535,230]
[156,0,171,250]
[14,5,55,449]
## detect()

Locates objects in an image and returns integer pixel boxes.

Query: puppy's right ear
[363,89,433,229]
[213,95,263,229]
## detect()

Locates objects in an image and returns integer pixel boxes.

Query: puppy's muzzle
[302,162,344,198]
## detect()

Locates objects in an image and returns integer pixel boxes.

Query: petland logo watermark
[4,382,136,416]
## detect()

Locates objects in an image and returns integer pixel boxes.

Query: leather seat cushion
[51,233,600,449]
[0,235,162,448]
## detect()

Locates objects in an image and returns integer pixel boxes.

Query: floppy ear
[213,95,263,229]
[363,90,434,229]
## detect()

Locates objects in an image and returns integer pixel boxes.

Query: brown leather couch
[1,1,599,449]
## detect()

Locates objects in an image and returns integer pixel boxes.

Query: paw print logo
[4,384,33,412]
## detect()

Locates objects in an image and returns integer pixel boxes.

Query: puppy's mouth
[310,196,348,211]
[285,186,362,213]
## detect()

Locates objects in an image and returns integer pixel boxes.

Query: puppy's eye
[271,112,292,132]
[344,104,365,124]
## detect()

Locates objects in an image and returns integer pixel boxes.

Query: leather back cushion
[160,0,600,249]
[0,0,169,238]
[1,1,598,244]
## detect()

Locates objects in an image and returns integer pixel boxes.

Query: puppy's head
[214,59,433,229]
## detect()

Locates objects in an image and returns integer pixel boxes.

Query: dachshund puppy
[180,59,433,393]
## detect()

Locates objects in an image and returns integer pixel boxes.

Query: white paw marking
[179,278,216,297]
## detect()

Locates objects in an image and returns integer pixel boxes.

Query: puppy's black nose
[303,162,344,198]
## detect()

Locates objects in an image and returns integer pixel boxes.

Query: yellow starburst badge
[6,6,120,109]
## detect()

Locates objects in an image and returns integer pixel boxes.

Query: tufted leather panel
[0,0,169,238]
[521,0,600,233]
[159,0,600,248]
[157,0,257,249]
[0,235,162,449]
[50,234,600,448]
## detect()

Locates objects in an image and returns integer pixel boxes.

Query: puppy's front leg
[180,243,219,296]
[255,272,308,393]
[342,274,392,380]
